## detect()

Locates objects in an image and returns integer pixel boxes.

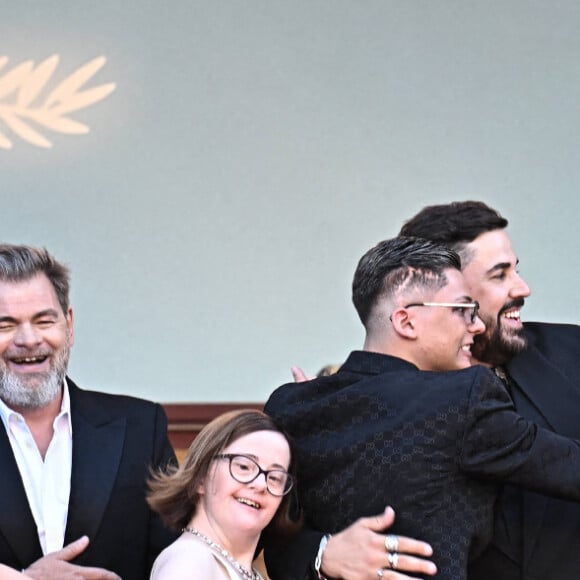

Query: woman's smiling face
[198,429,291,539]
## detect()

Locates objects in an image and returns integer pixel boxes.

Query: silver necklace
[182,527,262,580]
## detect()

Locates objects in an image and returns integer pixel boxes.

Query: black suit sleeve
[461,368,580,501]
[263,525,323,580]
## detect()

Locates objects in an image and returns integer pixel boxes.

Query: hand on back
[321,507,437,580]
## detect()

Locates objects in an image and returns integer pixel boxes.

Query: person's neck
[363,336,419,367]
[470,355,493,368]
[15,393,63,459]
[363,335,390,355]
[189,515,260,570]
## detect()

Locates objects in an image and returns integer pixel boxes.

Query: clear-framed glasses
[404,301,480,324]
[215,453,294,497]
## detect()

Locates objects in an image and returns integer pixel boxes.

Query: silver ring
[385,534,399,553]
[388,552,399,570]
[376,569,384,578]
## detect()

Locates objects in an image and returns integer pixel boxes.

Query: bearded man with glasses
[264,236,580,580]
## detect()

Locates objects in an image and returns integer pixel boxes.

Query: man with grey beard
[0,245,177,580]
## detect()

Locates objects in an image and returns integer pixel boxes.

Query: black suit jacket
[0,378,178,580]
[265,348,580,580]
[468,322,580,580]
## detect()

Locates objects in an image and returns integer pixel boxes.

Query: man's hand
[291,366,312,382]
[23,536,121,580]
[321,507,437,580]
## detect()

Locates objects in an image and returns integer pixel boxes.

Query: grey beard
[0,345,70,410]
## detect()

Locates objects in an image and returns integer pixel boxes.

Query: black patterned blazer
[265,350,580,580]
[0,378,178,580]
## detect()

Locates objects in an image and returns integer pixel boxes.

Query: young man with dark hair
[264,235,580,580]
[400,201,580,580]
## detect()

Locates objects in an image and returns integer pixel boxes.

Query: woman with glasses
[147,409,299,580]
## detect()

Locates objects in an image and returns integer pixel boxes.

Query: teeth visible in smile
[503,310,521,319]
[13,356,46,363]
[237,498,260,509]
[461,345,471,351]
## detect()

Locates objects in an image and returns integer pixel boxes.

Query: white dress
[150,533,263,580]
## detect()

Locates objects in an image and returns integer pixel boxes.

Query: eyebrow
[0,309,61,324]
[240,453,287,470]
[455,295,474,303]
[486,259,519,275]
[32,309,61,319]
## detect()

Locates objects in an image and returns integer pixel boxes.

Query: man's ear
[67,307,75,346]
[390,308,417,339]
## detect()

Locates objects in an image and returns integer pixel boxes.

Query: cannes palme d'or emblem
[0,55,116,150]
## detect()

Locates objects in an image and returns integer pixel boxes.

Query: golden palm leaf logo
[0,55,116,150]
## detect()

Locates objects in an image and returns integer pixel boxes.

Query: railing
[162,402,264,462]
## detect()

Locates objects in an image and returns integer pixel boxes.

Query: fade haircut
[399,201,508,266]
[352,237,461,326]
[0,244,70,314]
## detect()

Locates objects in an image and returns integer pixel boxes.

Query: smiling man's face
[0,273,73,410]
[460,229,531,366]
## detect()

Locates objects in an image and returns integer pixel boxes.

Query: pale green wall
[2,1,579,402]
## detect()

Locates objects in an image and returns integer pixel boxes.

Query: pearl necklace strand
[182,527,263,580]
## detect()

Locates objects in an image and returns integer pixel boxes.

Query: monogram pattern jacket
[265,350,580,580]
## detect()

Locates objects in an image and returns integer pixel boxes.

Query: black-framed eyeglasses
[215,453,294,497]
[404,301,480,324]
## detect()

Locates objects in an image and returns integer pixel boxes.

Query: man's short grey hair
[0,244,70,314]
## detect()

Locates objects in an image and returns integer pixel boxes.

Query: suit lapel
[0,425,42,566]
[508,340,580,438]
[507,336,580,571]
[65,382,126,546]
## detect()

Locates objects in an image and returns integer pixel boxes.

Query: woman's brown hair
[147,409,300,537]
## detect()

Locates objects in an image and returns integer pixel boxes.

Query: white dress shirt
[0,382,73,555]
